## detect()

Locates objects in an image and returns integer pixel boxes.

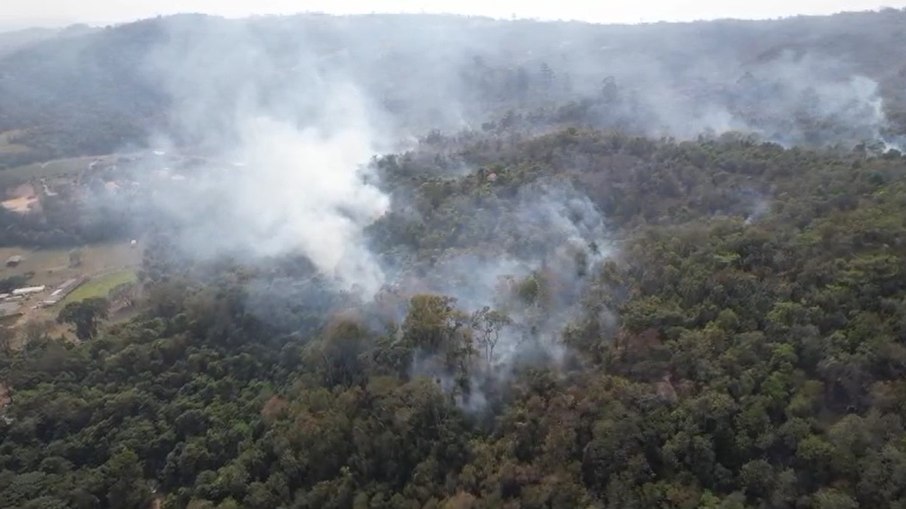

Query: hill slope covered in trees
[2,129,906,508]
[2,8,906,509]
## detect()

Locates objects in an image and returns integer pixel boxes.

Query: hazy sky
[2,0,904,29]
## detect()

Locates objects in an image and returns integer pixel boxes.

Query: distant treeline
[2,9,906,169]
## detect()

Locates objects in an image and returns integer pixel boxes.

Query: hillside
[2,129,906,508]
[1,8,906,509]
[0,10,905,168]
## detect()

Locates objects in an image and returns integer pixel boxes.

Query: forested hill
[1,9,906,168]
[3,8,906,509]
[2,130,906,508]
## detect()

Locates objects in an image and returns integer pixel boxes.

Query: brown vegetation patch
[261,395,289,422]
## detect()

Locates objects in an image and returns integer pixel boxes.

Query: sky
[1,0,905,30]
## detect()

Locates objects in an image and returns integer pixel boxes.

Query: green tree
[402,295,471,374]
[811,488,858,509]
[57,297,109,340]
[103,448,151,509]
[68,249,83,268]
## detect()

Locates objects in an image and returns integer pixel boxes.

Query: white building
[12,286,46,296]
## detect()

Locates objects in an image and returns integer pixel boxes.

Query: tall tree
[58,297,109,340]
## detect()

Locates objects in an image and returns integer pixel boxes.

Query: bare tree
[470,306,512,365]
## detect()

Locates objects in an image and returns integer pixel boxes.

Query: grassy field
[0,241,142,288]
[0,241,142,336]
[62,269,137,305]
[0,155,107,187]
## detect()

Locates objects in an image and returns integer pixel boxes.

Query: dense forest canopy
[1,7,906,509]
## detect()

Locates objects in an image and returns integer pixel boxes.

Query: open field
[62,269,137,305]
[0,130,30,155]
[0,155,112,187]
[0,241,142,288]
[0,241,143,334]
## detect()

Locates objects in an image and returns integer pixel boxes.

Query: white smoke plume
[212,99,388,296]
[385,182,612,411]
[140,18,392,299]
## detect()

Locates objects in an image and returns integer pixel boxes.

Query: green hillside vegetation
[1,131,906,508]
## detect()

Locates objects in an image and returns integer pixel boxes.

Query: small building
[41,277,85,307]
[11,286,46,296]
[5,255,23,267]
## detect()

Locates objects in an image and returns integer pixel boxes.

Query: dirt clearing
[1,183,39,214]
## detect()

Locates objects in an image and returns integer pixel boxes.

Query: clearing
[0,155,113,188]
[0,241,143,332]
[0,241,141,286]
[1,183,40,214]
[62,269,137,305]
[0,130,30,155]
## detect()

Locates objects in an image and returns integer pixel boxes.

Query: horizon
[2,1,905,31]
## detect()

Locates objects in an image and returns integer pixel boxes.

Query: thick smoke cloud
[141,17,393,298]
[138,14,904,150]
[536,48,899,147]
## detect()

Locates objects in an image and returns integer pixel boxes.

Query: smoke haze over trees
[1,9,905,170]
[1,7,906,509]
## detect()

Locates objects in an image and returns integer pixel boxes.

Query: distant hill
[0,10,904,169]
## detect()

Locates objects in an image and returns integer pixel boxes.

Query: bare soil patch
[1,183,39,214]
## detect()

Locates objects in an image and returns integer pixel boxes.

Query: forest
[2,128,906,508]
[1,7,906,509]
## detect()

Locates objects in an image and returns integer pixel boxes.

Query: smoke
[547,49,898,147]
[725,56,893,146]
[43,15,899,313]
[47,14,901,393]
[133,14,903,155]
[10,11,906,411]
[139,17,392,299]
[744,197,771,225]
[385,182,612,411]
[405,182,610,320]
[202,105,388,297]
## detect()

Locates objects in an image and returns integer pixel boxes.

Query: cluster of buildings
[40,277,86,307]
[0,276,87,321]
